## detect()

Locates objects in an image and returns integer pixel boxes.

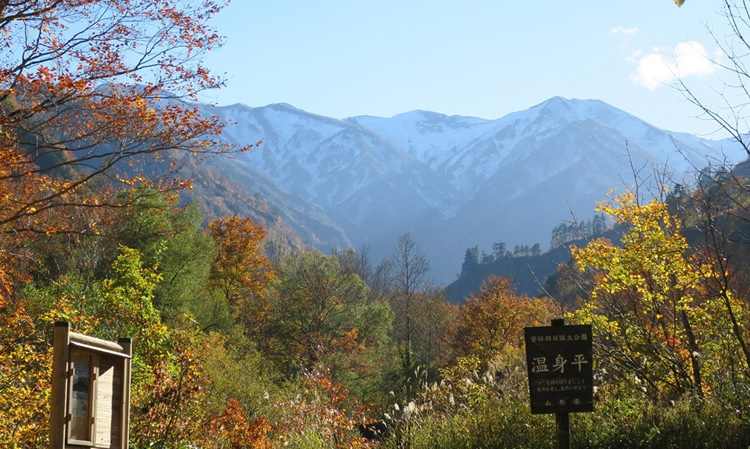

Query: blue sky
[201,1,733,137]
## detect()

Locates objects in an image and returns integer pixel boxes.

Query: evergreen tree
[492,241,508,259]
[462,246,481,272]
[592,213,607,237]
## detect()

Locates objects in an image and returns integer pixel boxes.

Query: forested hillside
[6,1,750,449]
[446,214,612,302]
[446,241,578,303]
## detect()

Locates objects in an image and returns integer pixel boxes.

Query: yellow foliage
[570,188,738,400]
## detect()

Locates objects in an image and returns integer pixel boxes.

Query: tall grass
[377,360,750,449]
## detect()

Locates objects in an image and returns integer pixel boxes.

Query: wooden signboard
[524,323,593,414]
[50,322,133,449]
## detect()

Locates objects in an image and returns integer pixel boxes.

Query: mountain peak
[394,109,449,120]
[532,96,602,117]
[512,96,655,133]
[266,102,307,113]
[538,95,571,105]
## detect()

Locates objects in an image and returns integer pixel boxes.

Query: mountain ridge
[186,97,740,284]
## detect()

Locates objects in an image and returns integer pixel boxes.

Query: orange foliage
[274,366,374,448]
[207,398,272,449]
[446,276,554,364]
[209,215,276,324]
[0,0,256,245]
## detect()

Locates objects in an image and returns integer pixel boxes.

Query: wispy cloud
[610,26,640,36]
[631,41,717,90]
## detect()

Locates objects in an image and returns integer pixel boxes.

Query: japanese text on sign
[524,324,593,414]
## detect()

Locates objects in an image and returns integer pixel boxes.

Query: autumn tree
[206,398,272,449]
[405,288,457,370]
[0,0,255,266]
[0,290,62,446]
[268,252,392,381]
[29,187,221,325]
[198,330,279,428]
[273,367,373,448]
[0,2,273,442]
[82,246,225,447]
[331,244,390,302]
[1,245,203,448]
[570,189,736,400]
[663,170,750,406]
[208,215,276,334]
[130,329,215,448]
[384,233,430,396]
[446,276,553,366]
[0,5,243,438]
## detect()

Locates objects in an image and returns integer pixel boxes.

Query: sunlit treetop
[0,0,258,236]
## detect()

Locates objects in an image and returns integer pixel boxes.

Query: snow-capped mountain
[191,97,741,284]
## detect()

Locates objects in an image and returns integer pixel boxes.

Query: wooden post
[551,318,570,449]
[555,412,570,449]
[117,338,133,448]
[50,322,71,449]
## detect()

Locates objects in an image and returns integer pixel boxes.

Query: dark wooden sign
[524,324,593,414]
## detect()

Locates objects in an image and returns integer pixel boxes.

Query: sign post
[524,319,593,449]
[50,322,133,449]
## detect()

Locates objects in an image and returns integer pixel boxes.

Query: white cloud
[610,26,640,36]
[631,41,717,90]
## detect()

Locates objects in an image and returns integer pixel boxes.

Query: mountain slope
[185,97,739,284]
